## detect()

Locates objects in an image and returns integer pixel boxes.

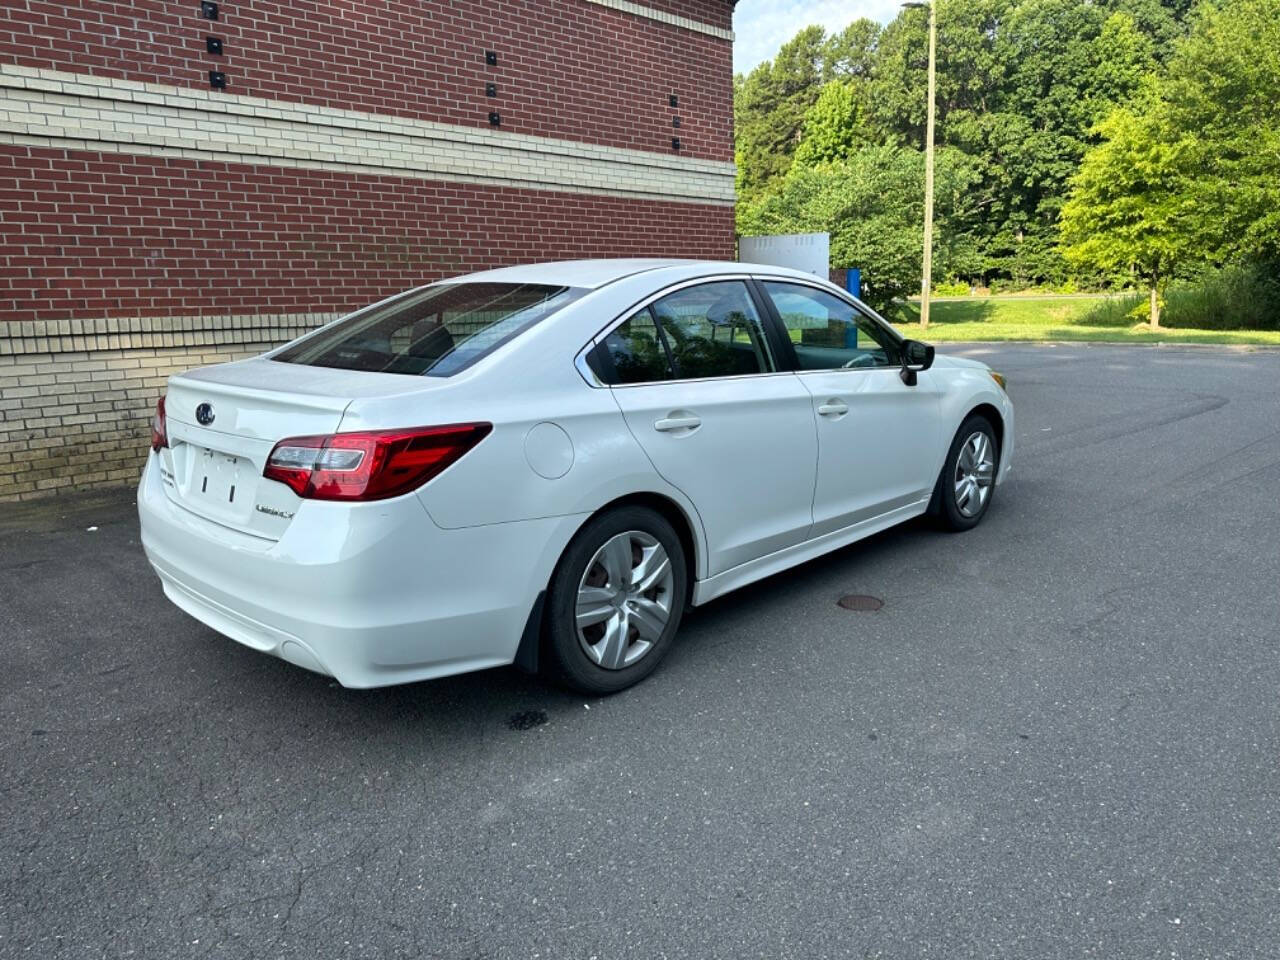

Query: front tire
[930,415,998,531]
[545,506,688,694]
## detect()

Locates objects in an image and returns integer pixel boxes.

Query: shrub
[1079,294,1146,326]
[1163,264,1280,330]
[1076,264,1280,329]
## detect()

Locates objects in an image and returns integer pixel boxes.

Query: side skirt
[690,499,930,606]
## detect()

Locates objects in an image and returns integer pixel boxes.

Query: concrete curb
[934,340,1280,353]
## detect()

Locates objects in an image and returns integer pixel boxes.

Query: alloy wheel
[575,530,675,670]
[954,430,995,518]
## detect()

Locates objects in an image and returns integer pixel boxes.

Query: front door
[758,280,943,538]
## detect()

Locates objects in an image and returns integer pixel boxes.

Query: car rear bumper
[138,453,578,687]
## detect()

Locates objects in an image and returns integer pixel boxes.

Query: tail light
[151,396,168,452]
[263,423,492,501]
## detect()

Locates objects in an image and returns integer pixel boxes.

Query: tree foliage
[1060,0,1280,323]
[792,81,865,167]
[733,0,1212,296]
[734,25,828,201]
[738,146,983,310]
[1059,106,1193,325]
[1159,0,1280,260]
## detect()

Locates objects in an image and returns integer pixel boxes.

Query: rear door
[598,279,818,576]
[756,280,943,538]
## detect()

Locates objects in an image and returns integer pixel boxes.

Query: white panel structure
[738,233,830,278]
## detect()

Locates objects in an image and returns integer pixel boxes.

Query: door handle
[654,414,701,433]
[817,399,849,417]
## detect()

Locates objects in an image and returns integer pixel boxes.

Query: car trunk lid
[159,358,437,540]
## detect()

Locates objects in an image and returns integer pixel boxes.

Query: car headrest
[408,320,455,359]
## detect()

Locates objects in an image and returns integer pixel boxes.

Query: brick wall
[0,147,736,325]
[0,331,304,499]
[0,0,733,160]
[0,0,736,501]
[0,147,735,500]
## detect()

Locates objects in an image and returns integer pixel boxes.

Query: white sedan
[138,259,1013,693]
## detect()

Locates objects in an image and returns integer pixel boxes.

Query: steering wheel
[841,353,878,369]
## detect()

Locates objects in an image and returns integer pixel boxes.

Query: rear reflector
[263,423,492,501]
[151,396,168,452]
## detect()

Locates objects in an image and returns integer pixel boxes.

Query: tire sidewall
[938,415,998,531]
[546,506,688,694]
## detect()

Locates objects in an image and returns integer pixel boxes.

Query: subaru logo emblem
[195,402,215,426]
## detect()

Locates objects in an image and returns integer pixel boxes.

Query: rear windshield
[273,282,584,376]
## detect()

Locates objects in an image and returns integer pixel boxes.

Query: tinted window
[274,282,583,376]
[602,308,673,384]
[762,281,900,370]
[649,281,775,379]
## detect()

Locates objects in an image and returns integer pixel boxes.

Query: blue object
[845,267,862,299]
[844,268,862,349]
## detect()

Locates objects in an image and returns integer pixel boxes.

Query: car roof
[442,258,835,290]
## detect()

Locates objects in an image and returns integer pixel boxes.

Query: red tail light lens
[151,396,168,452]
[263,423,492,501]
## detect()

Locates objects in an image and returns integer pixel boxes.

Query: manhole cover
[837,594,883,612]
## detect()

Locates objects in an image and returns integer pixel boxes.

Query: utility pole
[903,1,937,330]
[921,0,936,330]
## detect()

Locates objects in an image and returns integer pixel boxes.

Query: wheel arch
[587,492,702,596]
[513,491,704,675]
[965,402,1005,461]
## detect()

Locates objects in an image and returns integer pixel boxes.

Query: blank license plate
[193,447,245,505]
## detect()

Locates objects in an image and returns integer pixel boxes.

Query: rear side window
[602,308,673,384]
[652,281,775,379]
[598,281,777,385]
[274,282,583,377]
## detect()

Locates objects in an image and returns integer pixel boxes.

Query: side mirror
[899,339,934,386]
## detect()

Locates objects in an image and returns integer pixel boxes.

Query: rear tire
[544,506,688,694]
[930,415,998,532]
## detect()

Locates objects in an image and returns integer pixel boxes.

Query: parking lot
[3,342,1279,959]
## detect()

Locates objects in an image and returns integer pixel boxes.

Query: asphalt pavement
[3,343,1279,959]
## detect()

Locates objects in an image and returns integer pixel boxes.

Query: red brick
[0,145,735,323]
[0,0,733,161]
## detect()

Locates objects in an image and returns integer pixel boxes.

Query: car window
[602,307,673,384]
[274,282,584,377]
[761,281,900,371]
[648,281,775,379]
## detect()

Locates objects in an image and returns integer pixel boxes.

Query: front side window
[649,281,775,379]
[762,281,900,370]
[274,282,583,377]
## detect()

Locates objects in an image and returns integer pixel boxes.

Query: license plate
[193,447,245,505]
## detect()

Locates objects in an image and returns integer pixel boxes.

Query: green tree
[1061,0,1280,326]
[1158,0,1280,260]
[733,2,1202,296]
[793,81,865,167]
[1087,12,1155,115]
[734,25,828,201]
[1059,106,1193,326]
[821,18,880,80]
[738,146,982,310]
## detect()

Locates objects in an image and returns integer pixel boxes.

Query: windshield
[273,282,584,376]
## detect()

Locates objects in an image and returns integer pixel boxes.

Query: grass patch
[885,295,1280,345]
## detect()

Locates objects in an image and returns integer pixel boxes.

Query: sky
[731,0,903,76]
